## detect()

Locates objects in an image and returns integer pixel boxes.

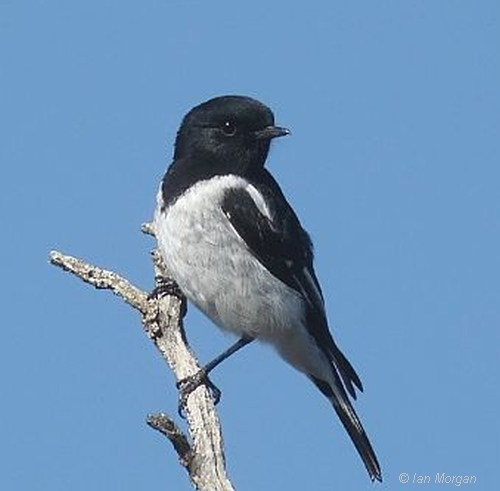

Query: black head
[173,95,289,176]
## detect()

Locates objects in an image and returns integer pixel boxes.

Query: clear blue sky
[2,1,499,489]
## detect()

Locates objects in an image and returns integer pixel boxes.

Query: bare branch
[49,250,149,312]
[141,222,155,236]
[147,413,193,468]
[50,248,235,491]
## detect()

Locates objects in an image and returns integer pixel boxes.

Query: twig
[147,413,193,468]
[49,250,149,312]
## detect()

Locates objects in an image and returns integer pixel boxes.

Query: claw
[176,370,222,418]
[149,277,187,317]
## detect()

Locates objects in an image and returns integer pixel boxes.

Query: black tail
[330,341,363,399]
[311,376,382,482]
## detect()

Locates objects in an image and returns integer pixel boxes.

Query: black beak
[254,125,290,140]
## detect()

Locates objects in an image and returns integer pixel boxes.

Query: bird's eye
[222,121,237,136]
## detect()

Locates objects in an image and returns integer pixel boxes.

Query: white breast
[153,175,305,340]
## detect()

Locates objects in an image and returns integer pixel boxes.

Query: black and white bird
[153,95,382,482]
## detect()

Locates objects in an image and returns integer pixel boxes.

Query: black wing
[221,171,362,398]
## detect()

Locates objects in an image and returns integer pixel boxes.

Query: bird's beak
[254,125,290,140]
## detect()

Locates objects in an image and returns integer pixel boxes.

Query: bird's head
[174,95,289,176]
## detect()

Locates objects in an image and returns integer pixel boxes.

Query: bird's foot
[148,277,187,317]
[176,370,222,418]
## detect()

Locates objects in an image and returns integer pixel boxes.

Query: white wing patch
[246,183,272,221]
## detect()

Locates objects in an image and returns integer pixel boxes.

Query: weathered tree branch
[49,236,235,491]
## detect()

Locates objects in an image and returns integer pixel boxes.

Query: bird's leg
[148,276,187,318]
[202,335,255,375]
[177,336,254,416]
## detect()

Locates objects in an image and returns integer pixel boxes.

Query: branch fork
[49,225,235,491]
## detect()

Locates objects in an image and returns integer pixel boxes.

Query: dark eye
[222,121,237,136]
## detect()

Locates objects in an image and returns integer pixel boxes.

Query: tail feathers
[312,376,382,483]
[330,342,363,399]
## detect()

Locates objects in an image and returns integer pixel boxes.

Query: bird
[153,95,382,482]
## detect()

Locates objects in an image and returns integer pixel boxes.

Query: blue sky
[1,1,499,489]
